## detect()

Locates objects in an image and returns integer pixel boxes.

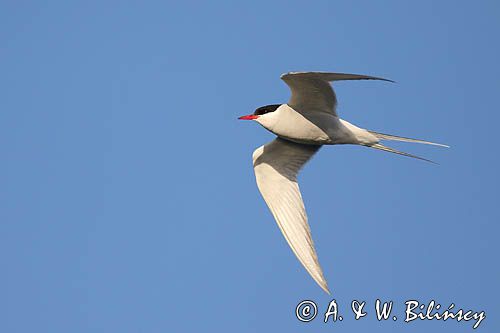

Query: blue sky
[1,1,499,332]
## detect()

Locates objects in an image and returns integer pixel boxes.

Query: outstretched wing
[252,138,329,293]
[281,71,394,115]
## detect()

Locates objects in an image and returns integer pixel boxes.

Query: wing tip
[311,270,331,294]
[321,283,331,295]
[281,71,395,83]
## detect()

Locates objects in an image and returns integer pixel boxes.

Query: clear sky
[1,1,499,332]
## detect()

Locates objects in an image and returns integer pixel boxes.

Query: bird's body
[256,104,378,146]
[239,71,448,294]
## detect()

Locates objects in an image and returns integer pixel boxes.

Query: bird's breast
[269,107,349,145]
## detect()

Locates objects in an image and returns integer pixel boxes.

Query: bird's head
[238,104,282,130]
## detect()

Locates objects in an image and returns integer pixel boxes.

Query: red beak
[238,114,259,120]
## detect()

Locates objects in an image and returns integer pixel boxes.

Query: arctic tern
[239,72,448,294]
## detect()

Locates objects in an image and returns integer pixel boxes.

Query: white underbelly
[271,111,351,144]
[257,104,378,145]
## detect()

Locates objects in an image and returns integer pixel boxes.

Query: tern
[239,72,448,294]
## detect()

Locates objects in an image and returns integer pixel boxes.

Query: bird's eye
[254,104,280,116]
[254,108,267,116]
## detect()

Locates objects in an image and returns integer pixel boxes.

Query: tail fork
[368,143,437,164]
[368,130,449,148]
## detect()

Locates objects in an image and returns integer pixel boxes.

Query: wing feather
[252,138,329,293]
[281,71,394,115]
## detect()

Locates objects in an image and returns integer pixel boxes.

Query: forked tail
[367,130,449,163]
[369,143,437,163]
[368,130,449,148]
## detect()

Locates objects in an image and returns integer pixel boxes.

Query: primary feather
[252,138,329,294]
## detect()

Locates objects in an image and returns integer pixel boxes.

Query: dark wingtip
[374,77,396,84]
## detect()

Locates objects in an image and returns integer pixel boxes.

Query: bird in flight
[239,72,448,294]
